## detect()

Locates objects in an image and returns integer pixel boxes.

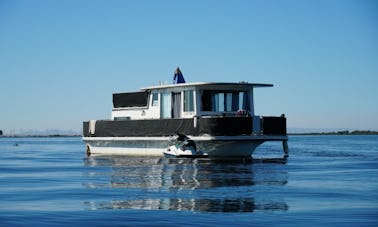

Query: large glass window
[184,90,194,112]
[201,90,250,112]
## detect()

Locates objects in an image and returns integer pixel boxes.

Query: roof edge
[140,82,273,90]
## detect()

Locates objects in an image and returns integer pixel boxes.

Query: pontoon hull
[83,135,287,157]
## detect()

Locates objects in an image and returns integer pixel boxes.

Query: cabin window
[201,90,250,112]
[226,93,233,111]
[184,90,194,112]
[202,91,212,111]
[239,92,249,110]
[214,93,224,112]
[160,93,171,118]
[113,92,148,108]
[151,93,159,106]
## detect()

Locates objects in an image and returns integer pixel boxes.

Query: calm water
[0,136,377,226]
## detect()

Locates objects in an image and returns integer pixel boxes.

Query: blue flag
[173,67,186,84]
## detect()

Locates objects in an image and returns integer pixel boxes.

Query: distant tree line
[290,130,378,135]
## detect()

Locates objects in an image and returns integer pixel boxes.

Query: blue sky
[0,0,377,133]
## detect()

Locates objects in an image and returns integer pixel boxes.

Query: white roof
[140,82,273,91]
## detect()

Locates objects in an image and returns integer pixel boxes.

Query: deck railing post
[252,116,261,135]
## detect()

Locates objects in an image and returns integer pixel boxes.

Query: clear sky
[0,0,377,133]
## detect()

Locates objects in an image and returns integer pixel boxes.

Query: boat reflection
[84,197,288,212]
[83,155,289,212]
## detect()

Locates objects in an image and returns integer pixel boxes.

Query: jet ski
[163,133,208,158]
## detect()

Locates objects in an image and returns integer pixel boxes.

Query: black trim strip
[83,117,286,137]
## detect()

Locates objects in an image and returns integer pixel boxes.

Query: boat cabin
[111,82,273,121]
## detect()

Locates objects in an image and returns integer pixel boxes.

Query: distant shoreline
[288,130,378,136]
[1,130,378,137]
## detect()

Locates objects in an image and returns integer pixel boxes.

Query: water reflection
[84,197,288,212]
[83,156,289,212]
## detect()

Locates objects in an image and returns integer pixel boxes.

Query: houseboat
[83,68,288,157]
